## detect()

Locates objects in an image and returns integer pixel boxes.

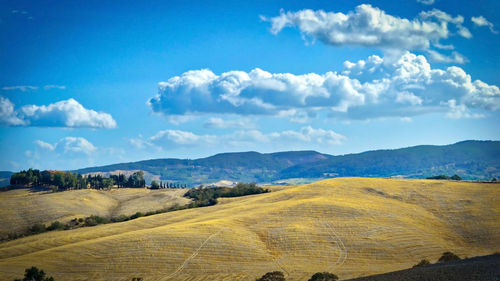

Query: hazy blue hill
[73,140,499,185]
[0,171,13,187]
[280,140,500,180]
[74,151,328,185]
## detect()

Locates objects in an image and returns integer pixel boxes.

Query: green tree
[255,271,285,281]
[450,174,462,181]
[52,172,65,190]
[151,180,160,189]
[308,272,338,281]
[13,266,54,281]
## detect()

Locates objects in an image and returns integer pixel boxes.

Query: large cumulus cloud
[148,52,499,120]
[0,97,117,128]
[261,4,471,63]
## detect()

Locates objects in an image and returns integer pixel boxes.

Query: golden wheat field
[0,187,190,238]
[0,178,498,281]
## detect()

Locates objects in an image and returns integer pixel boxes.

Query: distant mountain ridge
[74,140,499,185]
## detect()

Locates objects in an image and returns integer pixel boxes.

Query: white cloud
[0,97,25,126]
[416,0,435,5]
[2,85,66,91]
[2,86,38,91]
[148,52,499,121]
[34,140,55,151]
[43,85,66,90]
[471,16,498,34]
[0,97,117,128]
[263,5,470,52]
[150,129,217,146]
[274,126,346,145]
[443,99,484,119]
[203,117,256,129]
[426,50,468,64]
[132,127,346,150]
[36,137,97,155]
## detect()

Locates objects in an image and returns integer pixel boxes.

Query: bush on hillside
[184,182,269,207]
[426,175,450,180]
[308,272,338,281]
[46,221,65,231]
[13,266,54,281]
[256,271,285,281]
[413,259,431,267]
[450,174,462,181]
[438,251,461,263]
[84,215,109,226]
[29,223,46,234]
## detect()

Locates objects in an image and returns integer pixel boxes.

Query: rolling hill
[74,140,500,185]
[0,188,190,239]
[0,178,498,281]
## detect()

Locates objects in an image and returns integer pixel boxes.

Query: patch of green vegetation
[184,182,269,206]
[413,259,431,267]
[438,251,461,263]
[13,266,54,281]
[256,271,286,281]
[308,272,338,281]
[426,174,462,180]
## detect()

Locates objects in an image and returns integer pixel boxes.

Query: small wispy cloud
[416,0,435,5]
[471,16,498,34]
[43,85,66,90]
[2,86,38,92]
[203,117,256,129]
[2,85,66,92]
[11,9,33,20]
[130,127,346,151]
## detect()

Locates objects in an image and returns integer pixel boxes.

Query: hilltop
[73,140,500,185]
[0,178,498,280]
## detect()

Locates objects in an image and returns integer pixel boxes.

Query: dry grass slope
[0,188,190,238]
[0,178,498,281]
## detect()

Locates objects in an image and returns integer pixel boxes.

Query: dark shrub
[130,212,144,220]
[84,215,109,226]
[29,223,46,234]
[13,266,54,281]
[413,259,431,267]
[46,221,65,231]
[450,174,462,181]
[426,175,450,180]
[438,251,461,263]
[308,272,338,281]
[256,271,285,281]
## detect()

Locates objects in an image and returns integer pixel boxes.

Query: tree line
[9,169,149,191]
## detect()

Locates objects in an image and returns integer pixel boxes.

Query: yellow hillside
[0,178,498,281]
[0,188,190,238]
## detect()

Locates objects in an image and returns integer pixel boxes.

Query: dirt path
[162,229,222,280]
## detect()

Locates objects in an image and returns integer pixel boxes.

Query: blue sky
[1,0,499,171]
